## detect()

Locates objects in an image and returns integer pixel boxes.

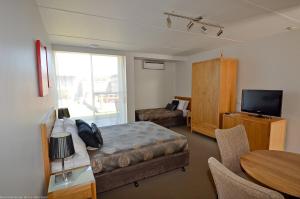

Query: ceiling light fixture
[164,12,224,35]
[187,21,194,31]
[166,15,172,28]
[217,28,223,37]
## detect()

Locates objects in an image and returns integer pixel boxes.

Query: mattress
[88,121,188,174]
[135,108,183,121]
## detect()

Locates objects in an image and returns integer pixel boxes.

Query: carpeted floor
[99,126,221,199]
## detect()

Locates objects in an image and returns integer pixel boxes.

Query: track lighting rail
[164,11,224,36]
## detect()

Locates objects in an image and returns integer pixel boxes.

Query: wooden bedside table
[48,166,97,199]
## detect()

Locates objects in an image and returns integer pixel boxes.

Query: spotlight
[167,15,172,28]
[201,26,207,32]
[217,28,223,36]
[187,21,194,31]
[286,26,298,31]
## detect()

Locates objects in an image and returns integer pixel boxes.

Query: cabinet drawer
[222,114,270,150]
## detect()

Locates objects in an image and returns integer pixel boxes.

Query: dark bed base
[151,116,186,128]
[135,114,186,128]
[94,151,189,193]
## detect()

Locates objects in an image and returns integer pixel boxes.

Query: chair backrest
[215,125,250,174]
[208,157,284,199]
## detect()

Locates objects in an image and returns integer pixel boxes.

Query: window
[55,51,127,126]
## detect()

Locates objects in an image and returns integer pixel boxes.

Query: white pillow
[51,152,90,173]
[54,118,64,127]
[183,100,189,110]
[63,118,87,154]
[177,100,186,110]
[63,117,76,128]
[182,109,188,117]
[177,100,189,111]
[51,119,64,136]
[50,118,91,173]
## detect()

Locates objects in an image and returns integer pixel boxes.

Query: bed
[40,108,189,193]
[135,96,191,128]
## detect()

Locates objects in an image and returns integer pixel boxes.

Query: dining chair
[208,157,285,199]
[215,125,250,177]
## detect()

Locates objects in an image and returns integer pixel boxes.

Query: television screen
[241,90,283,117]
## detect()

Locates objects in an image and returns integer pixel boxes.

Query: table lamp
[57,108,70,119]
[49,132,75,184]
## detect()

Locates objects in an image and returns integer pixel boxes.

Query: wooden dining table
[240,150,300,198]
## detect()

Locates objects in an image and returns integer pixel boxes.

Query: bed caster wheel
[134,181,139,187]
[182,167,186,172]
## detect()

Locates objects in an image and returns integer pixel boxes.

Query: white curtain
[55,51,127,126]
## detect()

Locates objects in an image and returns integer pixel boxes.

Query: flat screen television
[241,89,283,117]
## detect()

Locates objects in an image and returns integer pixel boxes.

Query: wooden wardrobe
[191,57,238,138]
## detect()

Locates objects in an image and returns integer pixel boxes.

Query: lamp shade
[58,108,70,119]
[49,132,75,160]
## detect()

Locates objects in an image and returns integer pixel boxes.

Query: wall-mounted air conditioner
[143,61,165,70]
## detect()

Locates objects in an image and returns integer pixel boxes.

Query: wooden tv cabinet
[222,112,286,151]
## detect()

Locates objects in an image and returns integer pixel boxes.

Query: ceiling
[36,0,300,56]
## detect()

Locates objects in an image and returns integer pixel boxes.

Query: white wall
[52,44,184,121]
[175,61,192,97]
[175,30,300,153]
[0,0,56,196]
[134,60,176,109]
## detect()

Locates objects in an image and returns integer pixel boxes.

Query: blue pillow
[171,100,179,111]
[75,119,100,148]
[91,123,103,146]
[165,103,173,110]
